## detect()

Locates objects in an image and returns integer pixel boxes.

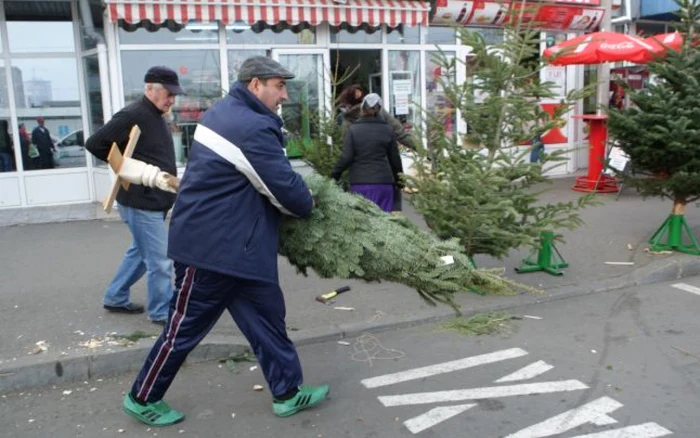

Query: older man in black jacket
[86,66,185,324]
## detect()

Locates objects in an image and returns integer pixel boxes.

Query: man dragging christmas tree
[121,56,329,427]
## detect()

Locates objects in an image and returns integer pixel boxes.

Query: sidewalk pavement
[2,176,700,392]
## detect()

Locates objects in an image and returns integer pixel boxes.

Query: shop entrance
[330,49,382,102]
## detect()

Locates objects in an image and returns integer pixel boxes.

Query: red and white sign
[432,1,605,31]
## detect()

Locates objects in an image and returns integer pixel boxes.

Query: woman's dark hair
[337,84,364,107]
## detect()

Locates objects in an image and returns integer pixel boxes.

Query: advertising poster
[468,1,509,26]
[432,0,474,25]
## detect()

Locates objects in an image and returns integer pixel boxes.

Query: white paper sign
[605,146,630,174]
[394,94,409,116]
[540,66,566,101]
[392,79,412,96]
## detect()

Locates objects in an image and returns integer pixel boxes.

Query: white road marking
[403,403,476,434]
[361,348,528,389]
[504,396,622,437]
[495,360,554,383]
[378,380,588,407]
[671,283,700,296]
[571,422,673,437]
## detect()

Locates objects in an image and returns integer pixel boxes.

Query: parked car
[53,130,86,168]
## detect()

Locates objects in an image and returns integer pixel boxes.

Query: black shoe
[151,319,167,326]
[103,303,145,314]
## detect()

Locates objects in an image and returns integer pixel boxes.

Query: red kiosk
[572,114,619,193]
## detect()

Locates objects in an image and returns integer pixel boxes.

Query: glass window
[7,22,75,53]
[468,27,504,45]
[12,58,84,170]
[387,25,420,44]
[425,51,456,142]
[636,22,667,37]
[228,50,268,84]
[83,55,106,168]
[119,22,220,45]
[330,26,382,44]
[426,26,456,45]
[388,51,421,137]
[226,24,316,44]
[0,61,12,112]
[277,54,325,158]
[121,50,222,165]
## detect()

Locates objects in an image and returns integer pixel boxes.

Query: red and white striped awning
[105,0,430,27]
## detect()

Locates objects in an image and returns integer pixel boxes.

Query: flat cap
[238,56,295,81]
[144,66,186,95]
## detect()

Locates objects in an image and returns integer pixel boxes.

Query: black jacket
[331,116,403,185]
[31,126,53,152]
[341,104,417,150]
[86,96,176,212]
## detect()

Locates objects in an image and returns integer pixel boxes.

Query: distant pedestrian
[85,66,185,324]
[332,93,403,212]
[18,123,32,170]
[338,87,414,212]
[31,117,55,169]
[121,56,329,427]
[0,120,14,172]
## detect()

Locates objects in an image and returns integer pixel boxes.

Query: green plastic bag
[28,143,39,158]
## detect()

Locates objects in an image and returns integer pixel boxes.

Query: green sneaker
[122,393,185,427]
[273,384,330,417]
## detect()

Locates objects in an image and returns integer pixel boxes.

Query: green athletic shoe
[122,393,185,427]
[273,384,330,417]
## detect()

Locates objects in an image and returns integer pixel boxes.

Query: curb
[2,255,700,393]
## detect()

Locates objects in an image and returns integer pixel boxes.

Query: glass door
[272,49,329,158]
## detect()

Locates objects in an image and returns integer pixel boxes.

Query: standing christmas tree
[607,0,700,255]
[408,5,595,263]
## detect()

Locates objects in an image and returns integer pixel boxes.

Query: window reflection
[387,25,420,44]
[388,51,421,136]
[119,22,220,45]
[226,24,316,44]
[425,51,456,142]
[330,26,382,44]
[228,50,267,84]
[7,22,75,53]
[0,119,15,172]
[426,27,456,45]
[121,51,222,165]
[11,58,85,169]
[83,55,106,168]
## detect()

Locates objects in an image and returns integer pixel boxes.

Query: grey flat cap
[238,56,295,81]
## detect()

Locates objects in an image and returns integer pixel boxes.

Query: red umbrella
[544,31,661,66]
[644,32,684,56]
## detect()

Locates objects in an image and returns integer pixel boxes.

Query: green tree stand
[648,214,700,255]
[515,231,569,276]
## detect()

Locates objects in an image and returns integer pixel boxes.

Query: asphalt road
[2,278,700,437]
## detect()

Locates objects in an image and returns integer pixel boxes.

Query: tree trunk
[672,198,687,215]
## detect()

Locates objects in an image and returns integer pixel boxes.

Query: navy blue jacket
[167,82,313,284]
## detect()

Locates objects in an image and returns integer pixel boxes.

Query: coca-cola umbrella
[544,31,664,66]
[644,32,684,56]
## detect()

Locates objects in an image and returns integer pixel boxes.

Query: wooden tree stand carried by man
[103,125,179,214]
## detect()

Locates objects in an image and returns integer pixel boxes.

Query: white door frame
[272,48,331,118]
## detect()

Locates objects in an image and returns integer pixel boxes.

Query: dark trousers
[38,148,54,169]
[131,262,303,403]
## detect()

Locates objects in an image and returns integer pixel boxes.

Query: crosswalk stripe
[361,348,528,388]
[404,403,476,434]
[495,360,554,383]
[378,379,588,407]
[570,422,673,437]
[671,283,700,296]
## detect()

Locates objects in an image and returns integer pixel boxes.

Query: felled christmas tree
[279,175,530,311]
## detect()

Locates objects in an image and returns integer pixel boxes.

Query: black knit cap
[238,56,295,81]
[144,66,186,95]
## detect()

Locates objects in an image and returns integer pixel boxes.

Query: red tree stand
[572,115,619,193]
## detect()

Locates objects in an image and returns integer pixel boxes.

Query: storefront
[0,0,609,210]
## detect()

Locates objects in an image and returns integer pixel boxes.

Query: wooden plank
[103,125,141,213]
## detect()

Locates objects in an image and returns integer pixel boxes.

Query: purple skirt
[350,184,394,213]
